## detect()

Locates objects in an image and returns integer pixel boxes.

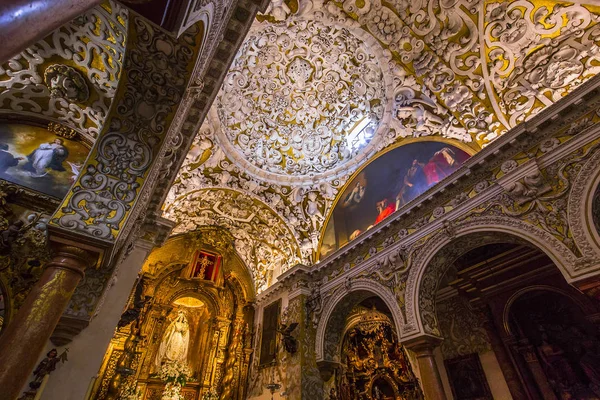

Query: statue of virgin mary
[155,310,190,369]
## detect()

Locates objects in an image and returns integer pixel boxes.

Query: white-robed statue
[155,310,190,370]
[23,138,69,177]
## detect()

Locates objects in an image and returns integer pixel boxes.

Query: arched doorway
[429,239,600,400]
[507,289,600,399]
[336,298,422,400]
[316,284,422,400]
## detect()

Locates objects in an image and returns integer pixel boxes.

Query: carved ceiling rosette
[214,16,393,183]
[43,64,90,102]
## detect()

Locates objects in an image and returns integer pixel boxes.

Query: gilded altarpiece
[93,231,255,400]
[337,307,422,400]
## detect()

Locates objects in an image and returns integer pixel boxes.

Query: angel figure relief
[155,310,191,370]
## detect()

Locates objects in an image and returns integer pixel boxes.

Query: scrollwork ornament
[51,15,199,240]
[404,214,579,337]
[0,0,128,141]
[217,18,387,176]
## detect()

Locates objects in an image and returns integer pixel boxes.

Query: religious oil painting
[0,123,89,198]
[444,354,492,400]
[260,299,281,366]
[319,141,470,258]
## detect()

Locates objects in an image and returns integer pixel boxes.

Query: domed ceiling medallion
[216,18,390,181]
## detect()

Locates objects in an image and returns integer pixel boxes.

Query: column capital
[402,334,443,355]
[48,225,108,268]
[572,275,600,301]
[316,360,340,382]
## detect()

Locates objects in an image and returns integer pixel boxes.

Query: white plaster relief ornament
[217,18,386,177]
[164,0,600,296]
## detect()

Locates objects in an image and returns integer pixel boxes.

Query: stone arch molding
[568,144,600,263]
[502,285,592,337]
[152,271,233,319]
[315,278,405,363]
[403,215,579,338]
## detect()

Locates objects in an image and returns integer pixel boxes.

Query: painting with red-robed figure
[319,141,470,258]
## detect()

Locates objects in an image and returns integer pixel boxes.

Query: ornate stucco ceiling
[165,0,600,292]
[216,19,388,179]
[0,1,128,143]
[163,188,302,293]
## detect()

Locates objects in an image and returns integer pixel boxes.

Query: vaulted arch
[164,188,303,293]
[404,215,578,338]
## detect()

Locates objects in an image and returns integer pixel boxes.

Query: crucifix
[196,254,214,278]
[188,250,221,281]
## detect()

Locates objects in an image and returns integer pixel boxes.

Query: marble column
[404,336,447,400]
[0,0,102,63]
[0,244,96,400]
[41,239,154,400]
[480,306,529,400]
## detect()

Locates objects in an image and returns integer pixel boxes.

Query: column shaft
[0,0,102,63]
[0,245,94,400]
[517,345,557,400]
[415,349,447,400]
[405,337,447,400]
[480,307,529,400]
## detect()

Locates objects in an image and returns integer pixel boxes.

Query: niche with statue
[91,230,255,400]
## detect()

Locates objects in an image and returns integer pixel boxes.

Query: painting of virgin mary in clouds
[0,123,89,198]
[319,141,470,258]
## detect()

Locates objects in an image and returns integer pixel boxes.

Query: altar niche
[91,230,255,400]
[336,302,423,400]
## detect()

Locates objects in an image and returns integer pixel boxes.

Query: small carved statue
[373,385,383,400]
[0,219,24,253]
[264,0,291,21]
[117,277,149,328]
[305,286,322,327]
[328,388,338,400]
[278,322,298,354]
[30,348,68,389]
